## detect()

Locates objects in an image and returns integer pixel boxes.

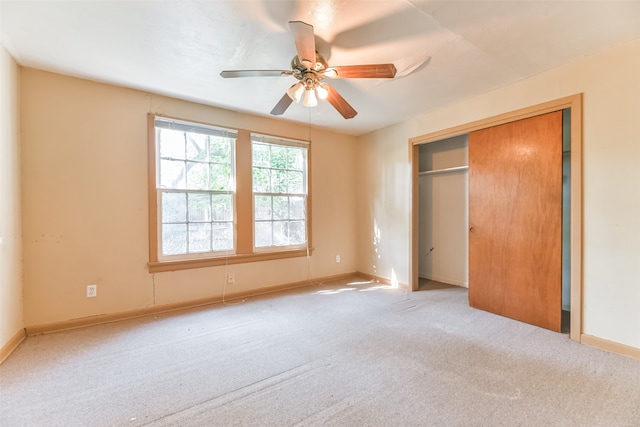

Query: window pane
[273,221,289,246]
[212,222,233,251]
[288,171,304,194]
[253,168,270,193]
[188,193,210,222]
[290,196,305,220]
[287,147,305,170]
[255,222,272,248]
[162,192,187,223]
[162,224,187,255]
[156,119,237,259]
[186,133,208,161]
[252,143,270,167]
[210,137,230,163]
[212,194,233,221]
[189,223,212,253]
[210,163,231,191]
[290,220,306,245]
[255,195,272,220]
[273,196,288,220]
[271,146,287,169]
[186,161,209,190]
[271,169,287,193]
[250,138,308,250]
[159,129,185,160]
[160,159,186,189]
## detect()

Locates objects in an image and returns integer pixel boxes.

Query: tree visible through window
[252,135,308,249]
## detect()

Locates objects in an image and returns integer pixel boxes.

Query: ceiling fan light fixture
[324,68,337,78]
[316,83,329,100]
[302,89,318,107]
[287,82,305,103]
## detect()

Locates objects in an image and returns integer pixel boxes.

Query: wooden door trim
[409,94,582,342]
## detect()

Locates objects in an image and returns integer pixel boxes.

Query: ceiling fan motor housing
[291,52,328,89]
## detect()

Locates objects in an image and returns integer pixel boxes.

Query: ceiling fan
[220,21,397,119]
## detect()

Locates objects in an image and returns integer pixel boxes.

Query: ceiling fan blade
[289,21,316,66]
[220,70,292,78]
[270,93,293,116]
[327,64,397,79]
[325,84,357,119]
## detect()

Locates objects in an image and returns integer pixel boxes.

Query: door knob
[469,227,475,233]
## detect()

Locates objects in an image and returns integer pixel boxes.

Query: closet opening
[410,94,582,340]
[417,134,468,291]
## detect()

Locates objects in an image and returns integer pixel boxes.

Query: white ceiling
[2,0,640,136]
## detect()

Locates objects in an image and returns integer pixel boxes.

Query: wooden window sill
[148,248,313,273]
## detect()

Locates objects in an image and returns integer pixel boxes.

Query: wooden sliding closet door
[468,112,562,332]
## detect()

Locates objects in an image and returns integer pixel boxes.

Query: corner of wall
[0,43,25,361]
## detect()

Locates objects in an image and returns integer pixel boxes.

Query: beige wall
[0,44,24,348]
[357,39,640,349]
[21,69,357,327]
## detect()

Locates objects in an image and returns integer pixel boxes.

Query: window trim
[147,114,313,273]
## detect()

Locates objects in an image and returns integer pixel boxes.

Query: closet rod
[419,165,468,176]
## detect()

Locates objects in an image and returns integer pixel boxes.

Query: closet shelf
[419,165,468,176]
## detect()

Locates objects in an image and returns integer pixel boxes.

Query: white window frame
[154,117,237,261]
[251,133,309,252]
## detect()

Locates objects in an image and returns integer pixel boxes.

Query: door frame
[409,94,583,342]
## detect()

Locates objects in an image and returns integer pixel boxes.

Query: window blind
[155,117,237,139]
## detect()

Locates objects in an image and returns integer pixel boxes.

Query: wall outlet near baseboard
[335,255,341,263]
[227,273,235,284]
[86,284,97,298]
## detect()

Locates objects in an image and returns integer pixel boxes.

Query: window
[252,134,308,250]
[148,115,312,272]
[154,117,236,260]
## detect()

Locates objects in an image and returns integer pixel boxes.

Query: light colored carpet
[1,277,639,426]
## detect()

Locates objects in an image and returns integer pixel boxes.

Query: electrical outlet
[336,254,341,263]
[86,284,97,298]
[227,273,235,284]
